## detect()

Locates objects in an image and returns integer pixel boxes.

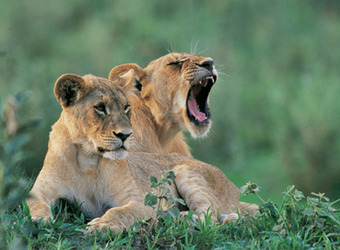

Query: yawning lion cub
[110,52,258,217]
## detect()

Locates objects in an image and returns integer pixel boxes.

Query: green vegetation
[1,0,340,248]
[1,159,339,248]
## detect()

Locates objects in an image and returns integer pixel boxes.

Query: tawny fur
[109,53,258,220]
[27,73,241,234]
[26,74,156,233]
[128,152,240,222]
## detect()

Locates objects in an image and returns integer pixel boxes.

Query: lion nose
[201,59,214,71]
[114,131,132,142]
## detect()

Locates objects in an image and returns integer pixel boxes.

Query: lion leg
[238,201,259,216]
[26,187,60,223]
[173,163,240,223]
[26,198,54,223]
[26,168,62,223]
[87,201,154,233]
[220,202,259,224]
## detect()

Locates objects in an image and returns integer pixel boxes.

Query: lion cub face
[145,53,218,137]
[109,52,218,138]
[54,74,132,160]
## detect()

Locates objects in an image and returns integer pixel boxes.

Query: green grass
[1,184,339,249]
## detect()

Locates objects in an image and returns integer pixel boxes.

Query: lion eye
[124,104,131,114]
[167,61,183,68]
[95,103,106,115]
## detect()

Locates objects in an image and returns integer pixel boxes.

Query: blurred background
[1,0,339,203]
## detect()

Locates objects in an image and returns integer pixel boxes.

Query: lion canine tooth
[207,76,215,84]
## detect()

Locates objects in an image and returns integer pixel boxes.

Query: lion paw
[86,217,121,234]
[220,213,239,224]
[179,211,199,222]
[30,212,52,224]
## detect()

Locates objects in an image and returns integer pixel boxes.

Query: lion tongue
[188,91,207,122]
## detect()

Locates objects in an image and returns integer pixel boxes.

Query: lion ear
[117,69,139,98]
[109,63,144,80]
[109,63,146,92]
[54,73,89,108]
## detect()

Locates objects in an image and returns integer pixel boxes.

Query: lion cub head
[109,52,218,138]
[54,73,134,160]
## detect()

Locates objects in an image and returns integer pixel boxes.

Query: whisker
[191,40,200,54]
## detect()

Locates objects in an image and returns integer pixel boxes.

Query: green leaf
[144,193,158,207]
[150,176,158,188]
[167,171,176,180]
[160,187,170,194]
[240,181,261,195]
[177,198,186,206]
[293,190,305,202]
[168,196,176,203]
[150,176,158,184]
[307,197,319,206]
[311,192,330,202]
[159,178,168,185]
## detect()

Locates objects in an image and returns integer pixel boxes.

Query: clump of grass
[234,182,340,249]
[93,178,340,249]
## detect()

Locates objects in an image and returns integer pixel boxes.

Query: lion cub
[27,72,240,233]
[27,73,155,233]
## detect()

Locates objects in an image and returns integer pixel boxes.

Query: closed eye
[95,103,106,115]
[124,104,131,114]
[167,61,183,67]
[167,58,189,68]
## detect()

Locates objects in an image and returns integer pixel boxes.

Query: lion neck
[130,96,191,156]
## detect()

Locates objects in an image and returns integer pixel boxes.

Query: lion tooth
[207,76,215,84]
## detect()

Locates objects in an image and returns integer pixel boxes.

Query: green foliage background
[1,0,339,202]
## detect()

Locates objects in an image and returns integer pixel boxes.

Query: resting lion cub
[26,73,158,232]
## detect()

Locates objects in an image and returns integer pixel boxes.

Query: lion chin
[102,148,128,160]
[95,142,130,160]
[186,118,212,138]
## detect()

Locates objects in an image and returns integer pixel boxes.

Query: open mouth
[186,75,216,124]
